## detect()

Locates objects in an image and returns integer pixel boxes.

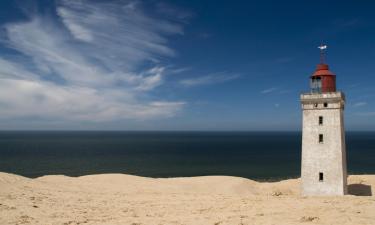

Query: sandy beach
[0,172,374,225]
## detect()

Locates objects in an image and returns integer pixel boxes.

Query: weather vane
[318,44,327,64]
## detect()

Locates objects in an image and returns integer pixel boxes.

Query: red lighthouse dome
[310,45,336,93]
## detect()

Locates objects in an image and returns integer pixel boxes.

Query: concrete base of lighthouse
[301,92,347,196]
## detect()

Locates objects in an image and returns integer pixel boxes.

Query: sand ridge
[1,172,374,225]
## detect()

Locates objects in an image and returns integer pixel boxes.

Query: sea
[0,131,374,181]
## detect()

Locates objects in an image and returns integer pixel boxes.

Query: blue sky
[0,0,375,130]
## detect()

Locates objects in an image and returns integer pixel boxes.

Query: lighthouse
[300,45,347,196]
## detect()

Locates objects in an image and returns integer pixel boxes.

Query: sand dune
[1,172,374,225]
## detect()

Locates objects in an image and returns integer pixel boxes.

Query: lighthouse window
[319,172,324,182]
[319,116,323,125]
[324,102,328,107]
[319,134,324,143]
[311,77,322,93]
[314,103,318,108]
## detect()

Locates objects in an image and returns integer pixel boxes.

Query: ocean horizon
[1,131,374,180]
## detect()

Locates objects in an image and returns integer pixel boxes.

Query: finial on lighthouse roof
[313,44,334,77]
[318,44,327,64]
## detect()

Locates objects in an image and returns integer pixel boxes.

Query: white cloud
[58,8,94,42]
[135,67,165,91]
[0,0,186,123]
[0,77,185,122]
[180,73,240,87]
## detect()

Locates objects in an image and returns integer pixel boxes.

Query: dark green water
[0,131,374,180]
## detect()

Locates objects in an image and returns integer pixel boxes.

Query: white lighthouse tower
[300,45,347,196]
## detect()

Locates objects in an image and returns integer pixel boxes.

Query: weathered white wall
[300,92,347,196]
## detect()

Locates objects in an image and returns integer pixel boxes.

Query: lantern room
[310,45,336,93]
[310,63,336,93]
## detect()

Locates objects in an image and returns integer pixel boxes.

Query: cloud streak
[180,73,240,87]
[260,87,277,94]
[0,0,186,123]
[353,102,367,107]
[260,87,291,95]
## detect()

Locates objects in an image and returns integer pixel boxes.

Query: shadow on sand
[348,184,372,196]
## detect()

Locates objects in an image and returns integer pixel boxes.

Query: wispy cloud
[168,66,191,74]
[353,102,367,107]
[0,0,186,123]
[333,18,360,28]
[260,87,291,95]
[260,87,277,94]
[155,2,193,22]
[180,73,240,87]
